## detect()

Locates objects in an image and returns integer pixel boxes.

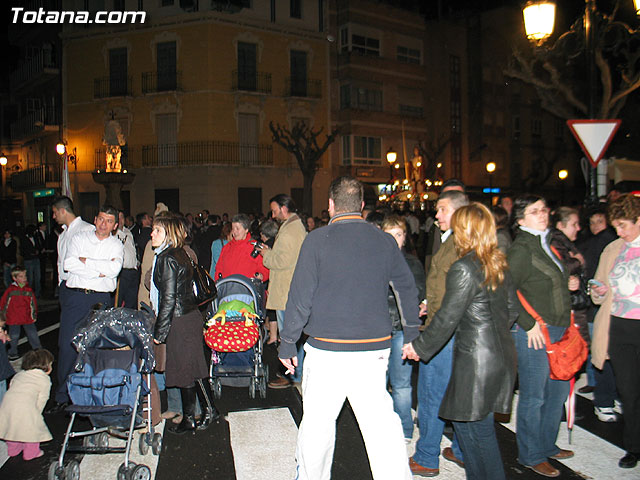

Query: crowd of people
[0,175,637,479]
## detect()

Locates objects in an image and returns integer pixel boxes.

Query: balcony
[94,141,273,169]
[10,164,61,191]
[94,76,132,98]
[10,107,59,141]
[10,49,59,91]
[142,70,182,93]
[231,70,272,94]
[284,78,322,98]
[399,104,424,118]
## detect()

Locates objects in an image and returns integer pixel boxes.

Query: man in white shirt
[115,210,139,309]
[49,202,123,410]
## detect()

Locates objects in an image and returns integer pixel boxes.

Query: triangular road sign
[567,119,621,167]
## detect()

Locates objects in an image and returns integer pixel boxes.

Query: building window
[340,85,382,111]
[513,115,521,140]
[237,42,257,91]
[397,46,420,64]
[352,35,380,56]
[450,99,461,134]
[238,113,259,165]
[531,118,542,137]
[353,136,381,165]
[290,0,301,18]
[342,136,351,165]
[161,0,173,6]
[157,41,177,91]
[340,27,349,51]
[156,113,177,166]
[450,55,460,90]
[241,0,252,7]
[109,47,128,96]
[290,50,308,96]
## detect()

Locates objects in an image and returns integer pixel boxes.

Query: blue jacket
[279,212,420,359]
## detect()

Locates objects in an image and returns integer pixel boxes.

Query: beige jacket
[0,369,52,443]
[262,214,307,311]
[137,241,154,308]
[590,238,625,369]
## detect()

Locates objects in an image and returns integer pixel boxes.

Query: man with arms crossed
[279,176,420,479]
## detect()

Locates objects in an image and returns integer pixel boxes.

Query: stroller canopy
[72,307,156,373]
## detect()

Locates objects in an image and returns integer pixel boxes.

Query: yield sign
[567,119,621,167]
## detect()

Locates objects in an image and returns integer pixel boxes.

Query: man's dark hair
[260,219,280,240]
[365,211,385,228]
[329,176,363,214]
[269,194,297,213]
[438,190,469,210]
[52,196,75,215]
[136,212,148,224]
[208,214,220,225]
[21,348,54,372]
[99,205,119,221]
[441,178,466,192]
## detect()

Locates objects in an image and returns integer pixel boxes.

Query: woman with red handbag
[508,195,578,478]
[150,214,219,435]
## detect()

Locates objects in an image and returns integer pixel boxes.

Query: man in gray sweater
[279,176,420,480]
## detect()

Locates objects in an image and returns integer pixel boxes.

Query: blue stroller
[48,307,160,480]
[205,275,268,399]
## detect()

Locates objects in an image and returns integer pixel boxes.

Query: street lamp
[522,1,556,42]
[0,153,7,166]
[558,169,568,204]
[386,147,397,194]
[486,161,496,192]
[56,142,66,155]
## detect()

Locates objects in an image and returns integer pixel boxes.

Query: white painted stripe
[504,393,636,479]
[229,408,298,480]
[17,322,60,346]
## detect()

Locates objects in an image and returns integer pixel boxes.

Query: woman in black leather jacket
[404,203,517,480]
[150,214,219,434]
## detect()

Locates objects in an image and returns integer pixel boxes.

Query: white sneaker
[614,399,623,415]
[594,406,618,422]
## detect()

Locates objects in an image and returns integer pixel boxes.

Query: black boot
[196,378,220,431]
[168,386,197,435]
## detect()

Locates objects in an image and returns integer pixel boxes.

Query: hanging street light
[522,1,556,42]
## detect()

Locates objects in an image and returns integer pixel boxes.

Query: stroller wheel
[151,433,163,455]
[117,462,134,480]
[248,378,256,399]
[138,432,150,455]
[48,461,64,480]
[130,464,152,480]
[97,432,109,448]
[64,459,80,480]
[212,378,222,399]
[259,365,269,399]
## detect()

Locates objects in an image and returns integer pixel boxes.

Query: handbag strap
[516,290,553,347]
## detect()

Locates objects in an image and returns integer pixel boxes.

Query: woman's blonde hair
[380,214,407,233]
[451,202,507,291]
[153,213,186,249]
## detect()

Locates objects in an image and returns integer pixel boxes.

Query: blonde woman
[404,203,517,480]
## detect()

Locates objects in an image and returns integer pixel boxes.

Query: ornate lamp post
[521,0,640,208]
[386,147,397,194]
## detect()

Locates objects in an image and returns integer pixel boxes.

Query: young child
[0,317,16,404]
[0,348,54,460]
[0,265,42,360]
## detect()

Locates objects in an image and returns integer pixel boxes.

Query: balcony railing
[142,70,182,93]
[10,107,59,140]
[284,78,322,98]
[94,76,132,98]
[231,70,272,94]
[10,49,58,88]
[10,164,61,191]
[399,104,424,118]
[95,142,273,169]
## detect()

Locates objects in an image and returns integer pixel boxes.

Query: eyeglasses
[524,207,549,217]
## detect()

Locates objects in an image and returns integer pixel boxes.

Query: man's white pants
[295,344,412,480]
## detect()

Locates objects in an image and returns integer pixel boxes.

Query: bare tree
[505,2,640,120]
[269,121,339,215]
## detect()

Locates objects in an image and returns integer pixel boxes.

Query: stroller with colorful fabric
[48,307,160,480]
[204,274,268,399]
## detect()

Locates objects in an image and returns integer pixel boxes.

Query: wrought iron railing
[10,164,61,191]
[142,70,182,93]
[10,107,59,139]
[10,49,58,88]
[95,142,273,169]
[94,75,132,98]
[231,70,272,94]
[284,78,322,98]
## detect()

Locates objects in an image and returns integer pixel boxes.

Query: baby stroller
[204,274,268,399]
[48,307,160,480]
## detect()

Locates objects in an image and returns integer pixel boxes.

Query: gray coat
[412,252,518,421]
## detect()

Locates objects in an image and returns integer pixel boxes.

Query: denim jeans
[277,310,305,383]
[513,324,570,466]
[586,322,596,387]
[8,324,41,357]
[413,336,463,469]
[0,379,6,405]
[24,258,41,298]
[453,413,505,480]
[3,263,15,289]
[388,329,414,439]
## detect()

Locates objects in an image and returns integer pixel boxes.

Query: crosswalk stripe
[228,408,298,480]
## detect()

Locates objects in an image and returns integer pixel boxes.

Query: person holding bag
[150,214,219,435]
[508,194,577,478]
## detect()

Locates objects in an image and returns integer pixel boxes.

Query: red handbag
[204,318,259,353]
[517,291,588,381]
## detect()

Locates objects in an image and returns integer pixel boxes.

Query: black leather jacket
[153,246,198,343]
[412,252,518,422]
